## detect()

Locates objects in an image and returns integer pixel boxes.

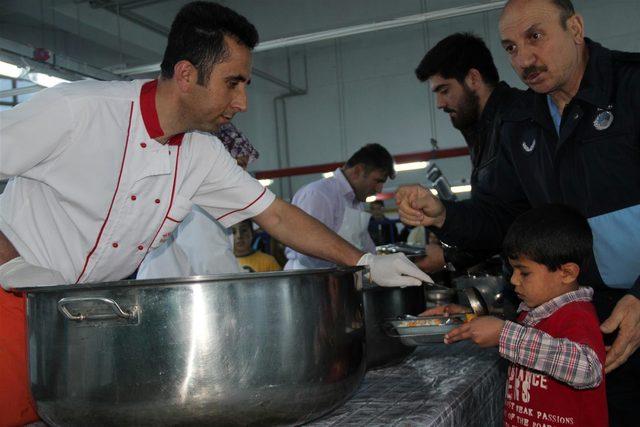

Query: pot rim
[20,266,364,294]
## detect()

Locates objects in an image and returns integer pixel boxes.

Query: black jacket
[437,82,529,269]
[439,39,640,296]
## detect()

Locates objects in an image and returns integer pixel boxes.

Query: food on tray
[396,313,476,328]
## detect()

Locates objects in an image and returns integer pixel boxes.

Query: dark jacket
[440,39,640,296]
[437,81,529,269]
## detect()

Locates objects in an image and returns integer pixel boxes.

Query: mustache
[443,107,455,114]
[522,65,548,80]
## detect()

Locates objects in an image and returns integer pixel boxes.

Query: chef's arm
[0,231,65,290]
[0,231,20,265]
[253,198,364,266]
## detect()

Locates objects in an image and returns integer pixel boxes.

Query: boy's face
[509,256,578,308]
[232,222,253,256]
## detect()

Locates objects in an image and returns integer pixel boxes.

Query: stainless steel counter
[309,341,507,426]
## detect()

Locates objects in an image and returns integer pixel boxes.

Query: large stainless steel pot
[24,268,366,426]
[363,281,425,369]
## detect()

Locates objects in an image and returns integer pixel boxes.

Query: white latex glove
[357,253,434,287]
[0,256,66,290]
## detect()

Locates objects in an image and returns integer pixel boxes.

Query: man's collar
[480,81,510,125]
[140,80,184,146]
[573,38,613,108]
[531,38,613,128]
[333,168,356,200]
[140,80,164,139]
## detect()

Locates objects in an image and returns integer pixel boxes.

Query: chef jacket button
[112,242,119,248]
[140,142,147,148]
[155,198,161,204]
[131,195,137,201]
[137,245,144,251]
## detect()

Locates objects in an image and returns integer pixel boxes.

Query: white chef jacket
[284,168,376,269]
[0,79,275,284]
[136,205,241,279]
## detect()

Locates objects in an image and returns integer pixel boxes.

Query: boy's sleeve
[498,314,604,389]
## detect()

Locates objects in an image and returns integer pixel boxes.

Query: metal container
[453,274,508,314]
[362,281,425,369]
[24,268,366,427]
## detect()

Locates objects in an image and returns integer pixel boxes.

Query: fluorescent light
[322,172,334,178]
[365,195,377,203]
[394,161,427,172]
[27,72,69,88]
[258,179,273,187]
[0,60,26,79]
[451,185,472,194]
[430,189,438,195]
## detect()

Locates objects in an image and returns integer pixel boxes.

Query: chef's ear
[173,60,198,92]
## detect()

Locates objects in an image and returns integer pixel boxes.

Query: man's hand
[444,316,505,347]
[396,185,446,228]
[414,243,446,273]
[358,253,434,287]
[600,294,640,373]
[421,303,471,317]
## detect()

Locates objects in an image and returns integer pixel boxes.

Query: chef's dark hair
[415,32,499,86]
[503,204,592,271]
[345,144,396,179]
[161,1,258,85]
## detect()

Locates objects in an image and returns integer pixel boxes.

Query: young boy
[232,219,281,273]
[444,204,607,427]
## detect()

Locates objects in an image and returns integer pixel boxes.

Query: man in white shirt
[0,3,430,424]
[285,144,393,270]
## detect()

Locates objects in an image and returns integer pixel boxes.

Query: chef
[0,2,431,425]
[285,144,396,270]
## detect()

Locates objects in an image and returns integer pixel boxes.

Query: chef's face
[499,0,585,95]
[351,166,388,202]
[188,36,252,133]
[429,73,480,131]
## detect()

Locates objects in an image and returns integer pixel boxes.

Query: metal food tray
[384,314,474,346]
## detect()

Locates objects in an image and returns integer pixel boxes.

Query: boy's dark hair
[503,204,592,271]
[415,32,499,86]
[161,1,258,86]
[237,218,254,232]
[344,143,396,179]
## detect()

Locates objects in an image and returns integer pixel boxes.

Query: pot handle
[58,297,138,321]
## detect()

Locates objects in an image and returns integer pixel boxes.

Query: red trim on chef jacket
[140,80,164,139]
[76,103,135,284]
[216,187,268,222]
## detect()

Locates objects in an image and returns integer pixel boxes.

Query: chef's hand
[421,303,471,317]
[600,294,640,373]
[0,256,65,290]
[444,316,505,347]
[395,185,447,229]
[357,253,434,287]
[414,243,446,273]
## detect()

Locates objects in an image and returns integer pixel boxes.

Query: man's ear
[559,262,580,284]
[567,14,585,44]
[173,60,198,92]
[464,68,483,90]
[352,163,365,178]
